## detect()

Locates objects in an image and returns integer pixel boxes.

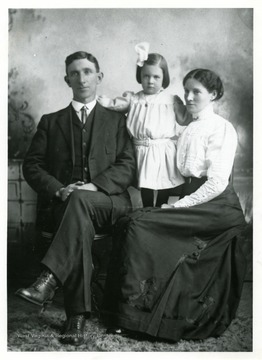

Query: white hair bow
[135,42,150,67]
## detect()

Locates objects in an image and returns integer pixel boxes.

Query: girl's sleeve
[173,95,192,126]
[171,122,238,208]
[97,91,133,113]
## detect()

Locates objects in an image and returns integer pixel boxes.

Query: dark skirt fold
[103,185,247,342]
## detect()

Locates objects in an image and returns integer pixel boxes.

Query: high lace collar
[192,103,214,121]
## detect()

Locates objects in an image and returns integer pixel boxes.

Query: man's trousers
[41,189,132,316]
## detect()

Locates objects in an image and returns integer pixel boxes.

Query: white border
[1,1,261,359]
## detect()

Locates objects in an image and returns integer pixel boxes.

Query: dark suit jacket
[23,103,136,221]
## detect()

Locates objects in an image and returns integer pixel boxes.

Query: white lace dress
[99,90,185,190]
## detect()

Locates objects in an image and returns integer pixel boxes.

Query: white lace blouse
[172,104,237,208]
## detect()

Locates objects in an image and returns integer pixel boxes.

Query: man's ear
[64,76,71,87]
[97,72,104,84]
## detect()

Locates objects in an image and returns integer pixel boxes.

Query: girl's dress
[99,89,185,190]
[102,105,247,342]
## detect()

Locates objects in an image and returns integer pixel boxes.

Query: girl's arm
[97,91,133,113]
[173,95,192,126]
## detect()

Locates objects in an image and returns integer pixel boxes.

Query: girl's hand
[173,96,192,126]
[122,91,135,98]
[173,95,184,105]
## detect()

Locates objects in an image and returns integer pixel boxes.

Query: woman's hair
[136,53,170,88]
[183,69,224,100]
[65,51,100,74]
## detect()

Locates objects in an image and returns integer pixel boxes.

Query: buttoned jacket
[23,103,136,217]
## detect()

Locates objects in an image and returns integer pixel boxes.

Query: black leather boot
[15,270,58,307]
[60,314,87,346]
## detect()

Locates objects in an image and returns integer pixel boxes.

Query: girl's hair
[65,51,100,74]
[183,69,224,100]
[136,53,170,88]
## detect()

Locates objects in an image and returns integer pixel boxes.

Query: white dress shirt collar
[71,98,97,114]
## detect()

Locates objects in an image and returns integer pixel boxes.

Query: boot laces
[33,272,52,290]
[72,315,85,330]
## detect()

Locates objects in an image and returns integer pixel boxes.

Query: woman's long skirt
[103,184,247,342]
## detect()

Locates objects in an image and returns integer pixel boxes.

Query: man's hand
[57,183,81,202]
[56,182,98,202]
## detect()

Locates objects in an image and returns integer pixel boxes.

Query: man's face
[65,58,103,103]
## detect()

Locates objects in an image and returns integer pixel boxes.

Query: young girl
[98,43,189,207]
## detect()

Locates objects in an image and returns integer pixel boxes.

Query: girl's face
[141,64,164,95]
[184,78,217,114]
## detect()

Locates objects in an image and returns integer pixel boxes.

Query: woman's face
[184,78,217,114]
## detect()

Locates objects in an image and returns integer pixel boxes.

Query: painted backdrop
[8,8,253,174]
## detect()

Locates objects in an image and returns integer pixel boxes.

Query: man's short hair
[65,51,100,74]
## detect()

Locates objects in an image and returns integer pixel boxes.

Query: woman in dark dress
[103,69,247,342]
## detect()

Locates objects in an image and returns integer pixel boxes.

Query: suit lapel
[57,105,75,165]
[89,103,107,153]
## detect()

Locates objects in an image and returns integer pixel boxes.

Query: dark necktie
[81,106,88,124]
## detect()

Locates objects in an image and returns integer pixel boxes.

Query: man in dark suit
[15,51,136,345]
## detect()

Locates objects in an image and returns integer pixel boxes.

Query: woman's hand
[77,183,98,192]
[161,203,173,209]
